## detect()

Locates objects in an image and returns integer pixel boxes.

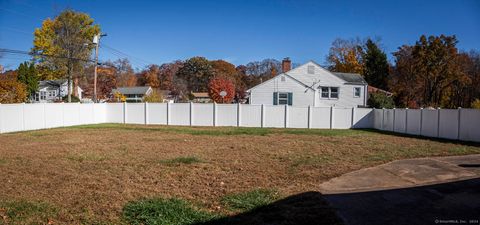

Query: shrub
[368,92,395,109]
[471,99,480,109]
[62,95,80,103]
[144,90,164,103]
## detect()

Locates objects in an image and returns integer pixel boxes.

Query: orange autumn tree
[208,78,235,103]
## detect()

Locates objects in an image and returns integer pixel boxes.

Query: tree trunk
[67,61,72,103]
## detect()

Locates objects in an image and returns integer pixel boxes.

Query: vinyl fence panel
[63,103,80,126]
[438,109,459,140]
[310,107,331,129]
[0,104,24,133]
[459,109,480,142]
[333,107,352,129]
[44,103,64,128]
[192,103,214,126]
[170,103,190,126]
[106,103,124,123]
[216,104,238,127]
[406,109,422,135]
[354,108,374,128]
[420,109,438,137]
[23,103,45,131]
[393,109,407,132]
[264,105,285,128]
[288,106,309,128]
[147,103,168,125]
[240,104,262,127]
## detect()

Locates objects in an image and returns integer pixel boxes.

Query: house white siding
[315,84,367,107]
[249,74,315,106]
[248,61,368,107]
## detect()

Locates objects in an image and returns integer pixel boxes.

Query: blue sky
[1,0,479,70]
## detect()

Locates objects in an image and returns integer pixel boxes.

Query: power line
[0,48,95,63]
[101,44,155,67]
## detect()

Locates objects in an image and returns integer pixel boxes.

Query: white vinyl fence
[373,108,480,142]
[105,103,374,129]
[0,103,107,133]
[0,102,373,134]
[1,103,479,143]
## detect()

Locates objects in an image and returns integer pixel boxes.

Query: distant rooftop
[332,72,367,85]
[113,86,152,95]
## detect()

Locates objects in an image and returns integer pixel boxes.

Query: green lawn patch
[122,198,215,225]
[0,200,57,225]
[221,189,279,211]
[68,123,374,137]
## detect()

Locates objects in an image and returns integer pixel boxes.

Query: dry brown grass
[0,124,479,224]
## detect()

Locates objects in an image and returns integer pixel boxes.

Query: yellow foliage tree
[113,91,126,102]
[143,90,164,103]
[0,79,28,103]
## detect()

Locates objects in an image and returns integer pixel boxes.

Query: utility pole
[93,33,106,103]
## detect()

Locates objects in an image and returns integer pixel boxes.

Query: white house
[111,86,153,102]
[33,79,83,103]
[247,58,368,107]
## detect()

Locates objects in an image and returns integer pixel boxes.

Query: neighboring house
[112,86,153,102]
[157,89,175,103]
[247,58,368,107]
[191,92,211,103]
[32,79,83,103]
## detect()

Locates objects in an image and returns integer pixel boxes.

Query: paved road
[319,155,480,225]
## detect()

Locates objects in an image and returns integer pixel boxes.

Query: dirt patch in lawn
[0,124,479,224]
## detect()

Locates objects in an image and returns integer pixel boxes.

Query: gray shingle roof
[38,79,67,89]
[332,72,367,85]
[112,86,151,95]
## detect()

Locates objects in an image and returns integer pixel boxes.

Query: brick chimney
[282,57,291,73]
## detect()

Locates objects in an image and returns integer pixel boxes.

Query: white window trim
[353,87,361,98]
[319,87,339,100]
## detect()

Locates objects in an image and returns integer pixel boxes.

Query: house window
[307,65,315,74]
[320,87,339,99]
[273,92,293,105]
[354,87,361,98]
[40,91,46,100]
[281,76,286,82]
[278,93,288,105]
[321,87,329,98]
[330,87,339,98]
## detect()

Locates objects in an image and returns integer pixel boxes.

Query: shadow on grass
[194,192,343,225]
[356,128,480,147]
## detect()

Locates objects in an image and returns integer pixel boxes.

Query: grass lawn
[0,124,479,224]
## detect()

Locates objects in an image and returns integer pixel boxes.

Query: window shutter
[287,93,293,106]
[273,92,278,105]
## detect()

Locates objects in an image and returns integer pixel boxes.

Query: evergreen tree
[364,39,390,90]
[17,61,39,99]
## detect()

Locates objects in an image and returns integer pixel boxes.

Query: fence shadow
[193,191,343,225]
[356,128,480,147]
